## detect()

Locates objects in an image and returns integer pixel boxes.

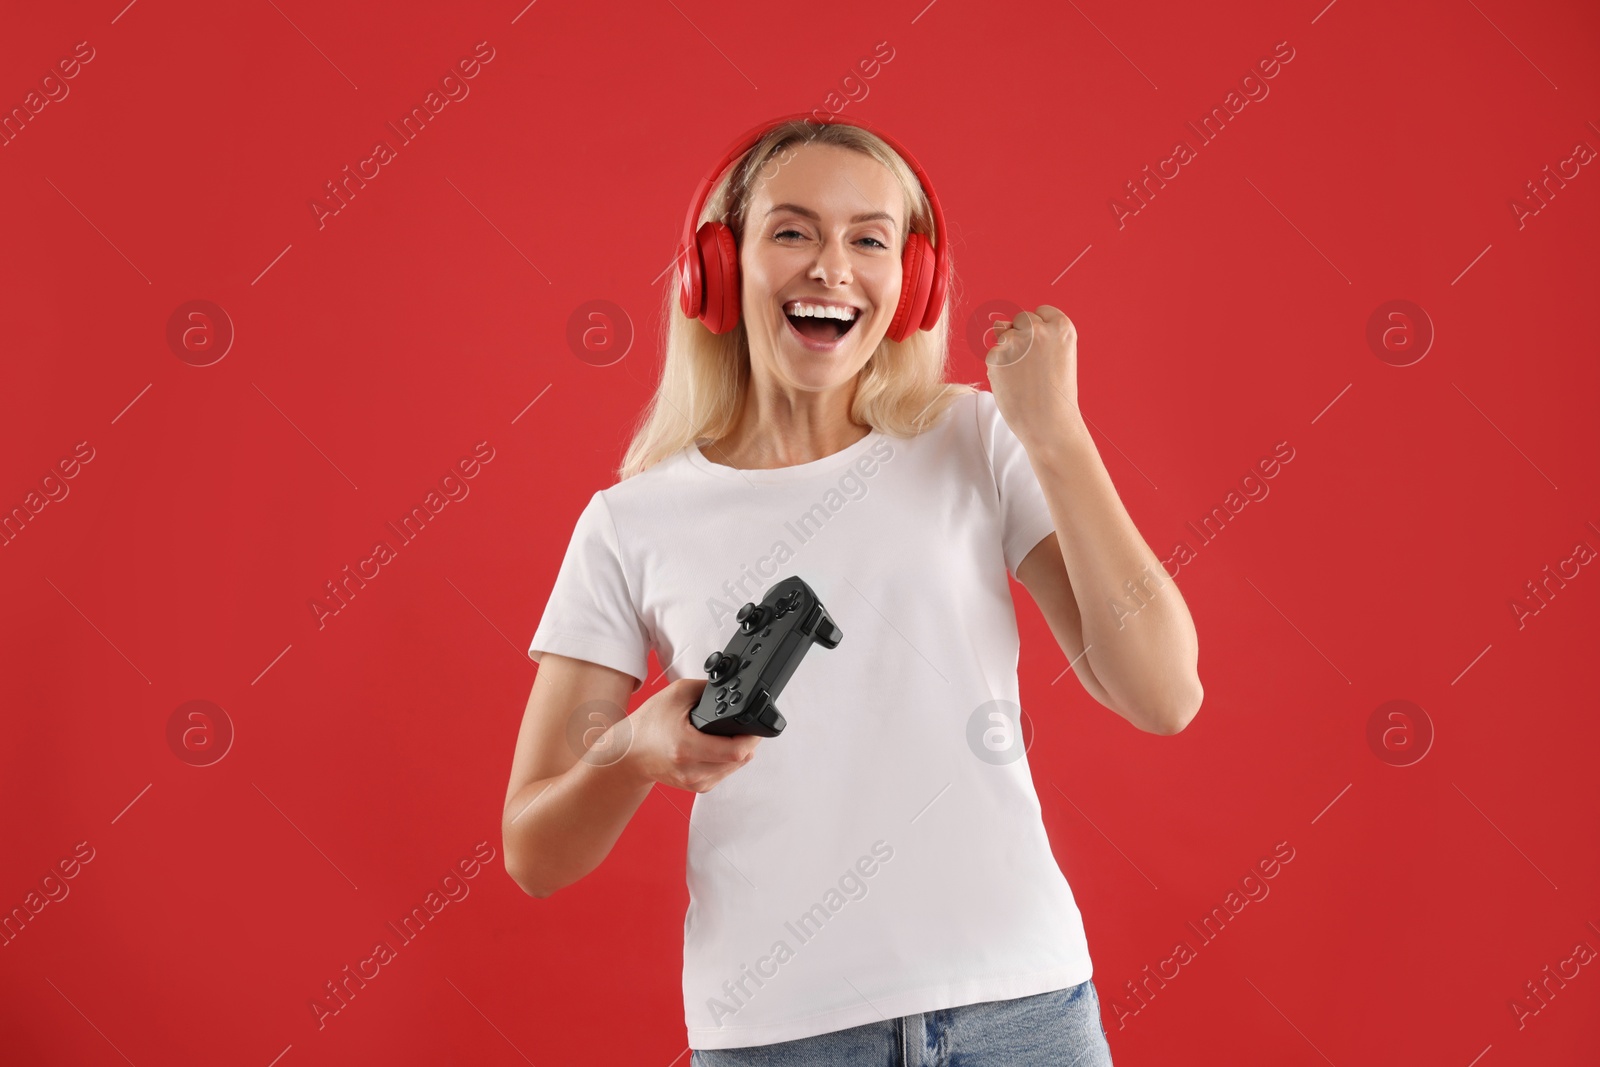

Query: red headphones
[676,113,950,344]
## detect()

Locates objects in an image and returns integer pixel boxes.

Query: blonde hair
[617,119,979,482]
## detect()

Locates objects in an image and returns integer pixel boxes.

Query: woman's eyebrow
[765,203,898,230]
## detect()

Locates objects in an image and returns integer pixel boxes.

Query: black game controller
[689,576,842,737]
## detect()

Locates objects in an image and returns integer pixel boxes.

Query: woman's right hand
[611,678,763,793]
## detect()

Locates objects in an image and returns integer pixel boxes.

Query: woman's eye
[773,229,888,249]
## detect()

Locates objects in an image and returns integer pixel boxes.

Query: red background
[3,0,1598,1064]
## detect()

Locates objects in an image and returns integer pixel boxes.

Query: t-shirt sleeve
[974,389,1057,581]
[527,490,651,693]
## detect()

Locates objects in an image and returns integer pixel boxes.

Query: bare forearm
[1026,419,1202,731]
[502,753,653,898]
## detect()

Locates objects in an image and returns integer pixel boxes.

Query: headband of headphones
[677,112,948,274]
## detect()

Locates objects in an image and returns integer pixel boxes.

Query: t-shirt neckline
[686,426,883,483]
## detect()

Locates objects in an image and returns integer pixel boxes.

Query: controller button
[750,643,761,653]
[730,692,742,704]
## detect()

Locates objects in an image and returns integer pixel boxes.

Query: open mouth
[783,300,861,345]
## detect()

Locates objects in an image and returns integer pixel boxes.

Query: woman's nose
[809,237,853,284]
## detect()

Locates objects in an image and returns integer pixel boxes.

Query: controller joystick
[737,603,771,634]
[690,576,841,737]
[703,651,737,681]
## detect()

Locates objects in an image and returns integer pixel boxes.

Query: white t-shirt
[528,388,1095,1050]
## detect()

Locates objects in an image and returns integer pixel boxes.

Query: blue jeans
[690,979,1114,1066]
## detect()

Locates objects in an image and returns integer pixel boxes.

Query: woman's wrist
[1019,410,1094,467]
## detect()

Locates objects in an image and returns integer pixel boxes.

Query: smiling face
[737,141,908,394]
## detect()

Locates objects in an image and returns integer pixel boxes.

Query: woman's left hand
[983,305,1083,449]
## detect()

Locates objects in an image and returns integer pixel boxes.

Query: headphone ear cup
[920,236,948,334]
[889,232,936,343]
[697,222,742,334]
[677,233,704,321]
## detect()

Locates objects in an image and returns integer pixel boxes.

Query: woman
[505,115,1202,1066]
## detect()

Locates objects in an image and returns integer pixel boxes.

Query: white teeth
[784,301,858,322]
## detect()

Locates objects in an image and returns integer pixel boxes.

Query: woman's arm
[502,654,653,897]
[1019,426,1202,734]
[1016,530,1128,716]
[503,653,759,897]
[987,306,1203,735]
